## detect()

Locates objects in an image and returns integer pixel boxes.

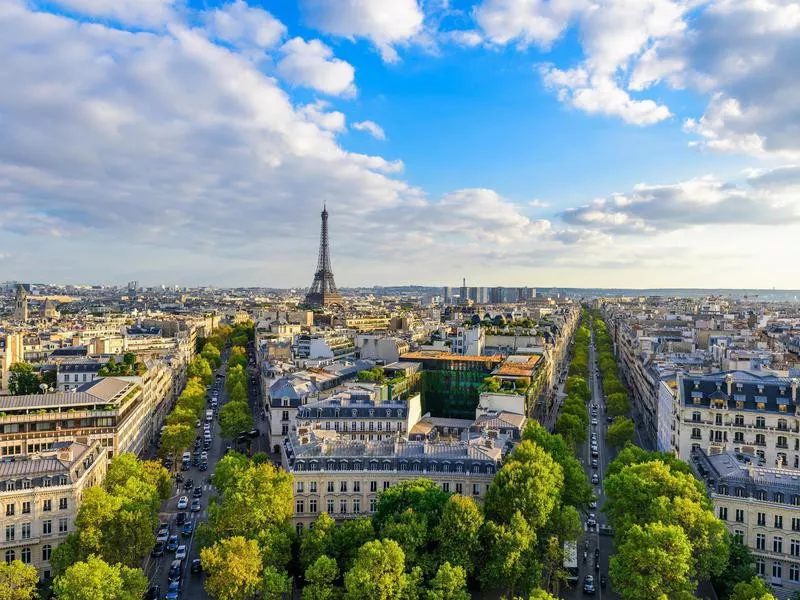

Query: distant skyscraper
[305,204,343,308]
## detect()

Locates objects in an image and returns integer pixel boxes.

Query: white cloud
[352,120,386,140]
[299,100,346,132]
[299,0,424,62]
[442,30,484,47]
[203,0,286,49]
[47,0,175,27]
[276,37,356,96]
[474,0,583,48]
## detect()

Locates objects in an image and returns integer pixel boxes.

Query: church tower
[13,284,28,323]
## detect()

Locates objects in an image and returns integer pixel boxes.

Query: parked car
[150,541,165,557]
[175,545,187,561]
[168,560,182,582]
[190,500,201,512]
[587,514,597,528]
[589,500,598,509]
[199,461,208,471]
[583,575,596,594]
[591,459,598,469]
[156,523,170,543]
[193,486,203,498]
[191,558,202,573]
[177,496,188,510]
[165,580,181,599]
[145,585,160,600]
[591,473,600,484]
[599,524,614,536]
[176,512,186,526]
[184,479,194,490]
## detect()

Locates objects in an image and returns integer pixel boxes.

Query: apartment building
[0,377,157,460]
[694,448,800,597]
[294,332,356,360]
[678,371,800,470]
[0,439,107,580]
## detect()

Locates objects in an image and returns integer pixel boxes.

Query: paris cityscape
[1,1,798,600]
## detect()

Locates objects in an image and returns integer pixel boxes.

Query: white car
[200,452,208,460]
[587,514,597,528]
[177,496,189,510]
[591,419,598,426]
[175,545,187,560]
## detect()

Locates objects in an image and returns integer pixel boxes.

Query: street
[143,345,264,600]
[563,332,619,600]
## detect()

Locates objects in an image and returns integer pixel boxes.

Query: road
[563,331,619,600]
[143,344,264,599]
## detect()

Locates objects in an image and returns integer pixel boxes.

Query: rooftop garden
[98,353,146,377]
[479,376,527,395]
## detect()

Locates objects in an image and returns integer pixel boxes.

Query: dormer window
[21,479,31,490]
[386,409,392,416]
[352,409,357,417]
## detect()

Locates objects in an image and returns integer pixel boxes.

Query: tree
[330,517,376,573]
[374,479,451,531]
[301,512,336,572]
[263,566,292,600]
[606,444,692,478]
[228,346,248,370]
[52,555,147,600]
[426,562,469,600]
[104,454,170,501]
[0,560,39,600]
[609,522,694,600]
[484,440,564,530]
[713,537,757,599]
[219,401,253,439]
[211,452,250,493]
[8,362,40,395]
[478,511,538,598]
[201,343,222,369]
[433,495,483,576]
[379,510,428,568]
[303,555,340,600]
[159,423,194,460]
[606,417,635,448]
[188,355,213,385]
[565,376,590,402]
[554,413,586,448]
[729,577,776,600]
[607,393,630,417]
[344,539,409,600]
[166,406,197,427]
[524,591,559,600]
[201,537,263,600]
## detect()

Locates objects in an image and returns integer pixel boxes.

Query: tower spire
[305,205,342,308]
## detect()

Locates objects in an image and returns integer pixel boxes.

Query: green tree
[159,423,194,460]
[379,510,428,568]
[607,393,630,417]
[188,355,213,385]
[331,518,376,573]
[433,495,483,576]
[219,401,253,439]
[565,376,590,402]
[262,566,292,600]
[713,537,757,599]
[344,539,409,600]
[606,444,693,478]
[426,562,469,600]
[201,343,222,369]
[729,576,776,600]
[211,452,250,493]
[0,560,39,600]
[166,406,198,427]
[301,512,336,572]
[374,479,451,531]
[104,454,170,501]
[141,460,173,501]
[610,522,694,600]
[525,591,558,600]
[554,413,586,448]
[303,555,340,600]
[478,511,538,598]
[484,440,564,530]
[201,537,263,600]
[606,417,635,448]
[228,346,248,370]
[52,555,147,600]
[8,362,41,395]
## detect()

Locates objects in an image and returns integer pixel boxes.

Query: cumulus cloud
[48,0,175,27]
[299,0,424,62]
[561,169,800,234]
[299,100,346,132]
[203,0,286,49]
[276,37,356,96]
[352,120,386,140]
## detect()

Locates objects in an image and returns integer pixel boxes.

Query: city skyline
[1,0,797,288]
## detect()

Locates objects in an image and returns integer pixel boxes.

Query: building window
[735,414,744,426]
[691,428,701,440]
[353,499,360,514]
[327,500,334,514]
[370,498,377,513]
[758,512,766,527]
[383,481,390,491]
[756,559,765,576]
[734,530,744,543]
[21,523,30,540]
[472,483,480,497]
[791,539,800,557]
[58,518,68,534]
[42,520,52,536]
[776,516,784,529]
[340,481,347,493]
[455,483,463,495]
[296,482,304,493]
[309,499,317,514]
[719,507,728,520]
[5,525,14,542]
[340,499,347,514]
[774,536,783,553]
[791,564,800,583]
[736,509,744,523]
[5,550,15,565]
[442,482,450,492]
[21,547,30,564]
[296,523,304,535]
[296,500,305,514]
[42,545,52,562]
[327,482,334,493]
[756,534,766,551]
[43,499,52,512]
[310,482,317,493]
[21,502,30,514]
[59,497,68,510]
[370,481,377,493]
[281,425,289,435]
[5,504,13,517]
[353,481,360,493]
[773,562,782,581]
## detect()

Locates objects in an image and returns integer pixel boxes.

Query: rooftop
[493,354,542,377]
[401,351,503,363]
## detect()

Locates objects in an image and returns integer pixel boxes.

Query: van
[205,410,213,422]
[181,452,191,462]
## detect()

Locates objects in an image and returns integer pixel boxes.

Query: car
[176,512,186,526]
[175,472,184,483]
[592,402,598,409]
[183,479,194,490]
[599,524,613,536]
[193,486,203,498]
[177,496,188,510]
[591,449,599,458]
[591,459,598,469]
[606,416,613,423]
[591,419,598,426]
[191,499,201,512]
[156,523,170,543]
[182,520,194,537]
[589,500,598,509]
[145,585,160,600]
[150,541,165,557]
[202,441,211,451]
[196,419,201,428]
[191,558,202,573]
[180,461,189,471]
[165,580,181,600]
[583,575,596,594]
[591,473,600,484]
[248,429,259,438]
[587,514,597,528]
[225,445,232,454]
[168,560,182,582]
[199,461,208,471]
[200,451,208,460]
[175,545,187,560]
[166,535,179,552]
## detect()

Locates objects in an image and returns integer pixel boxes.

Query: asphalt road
[143,346,264,600]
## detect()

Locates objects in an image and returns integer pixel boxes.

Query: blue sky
[0,0,798,288]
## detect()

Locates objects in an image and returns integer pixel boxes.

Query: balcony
[753,440,767,447]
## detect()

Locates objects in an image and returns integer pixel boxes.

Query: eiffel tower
[305,204,343,308]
